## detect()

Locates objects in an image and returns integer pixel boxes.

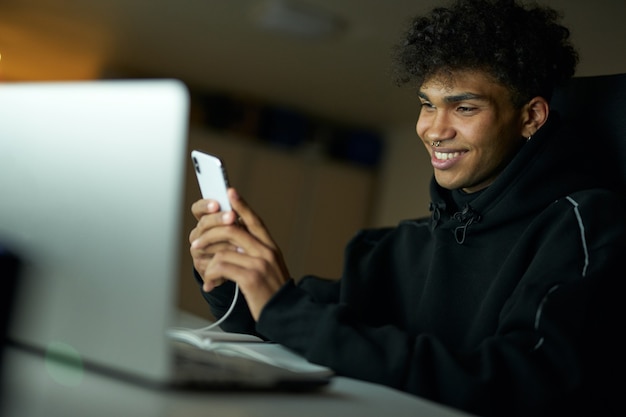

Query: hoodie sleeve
[196,268,342,337]
[255,190,625,417]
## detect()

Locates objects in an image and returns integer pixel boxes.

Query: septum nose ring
[431,141,441,147]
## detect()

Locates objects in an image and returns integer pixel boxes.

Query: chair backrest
[550,72,626,193]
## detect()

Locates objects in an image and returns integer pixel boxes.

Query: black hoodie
[201,112,626,417]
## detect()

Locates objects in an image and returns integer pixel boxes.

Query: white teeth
[434,151,461,160]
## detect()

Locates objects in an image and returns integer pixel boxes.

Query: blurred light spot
[45,341,84,387]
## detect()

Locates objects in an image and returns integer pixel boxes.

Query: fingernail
[222,212,231,223]
[191,239,199,248]
[208,201,217,211]
[236,247,245,253]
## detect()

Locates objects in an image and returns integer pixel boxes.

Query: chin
[434,175,460,190]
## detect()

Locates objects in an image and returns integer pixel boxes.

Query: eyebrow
[418,91,489,103]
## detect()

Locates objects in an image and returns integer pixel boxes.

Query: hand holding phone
[191,150,232,212]
[190,150,242,319]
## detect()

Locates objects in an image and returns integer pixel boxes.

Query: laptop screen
[0,79,190,383]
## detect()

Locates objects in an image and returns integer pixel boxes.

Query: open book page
[168,310,264,347]
[167,327,263,348]
[207,342,333,374]
[167,326,333,376]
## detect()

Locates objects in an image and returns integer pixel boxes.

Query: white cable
[197,283,240,331]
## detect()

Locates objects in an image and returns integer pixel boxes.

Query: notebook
[0,79,332,390]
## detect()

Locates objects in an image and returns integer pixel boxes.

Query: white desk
[1,345,473,417]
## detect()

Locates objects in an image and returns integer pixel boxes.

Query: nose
[417,110,455,144]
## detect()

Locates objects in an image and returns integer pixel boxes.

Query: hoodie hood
[428,112,601,242]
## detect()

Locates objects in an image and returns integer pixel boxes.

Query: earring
[526,131,534,142]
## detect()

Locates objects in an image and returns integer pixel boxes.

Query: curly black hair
[392,0,579,107]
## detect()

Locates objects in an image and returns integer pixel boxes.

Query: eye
[420,101,435,111]
[457,105,477,114]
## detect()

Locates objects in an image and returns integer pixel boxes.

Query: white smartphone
[191,150,232,211]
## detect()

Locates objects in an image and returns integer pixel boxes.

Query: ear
[521,96,549,138]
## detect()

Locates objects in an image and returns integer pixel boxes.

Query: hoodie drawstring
[429,201,446,230]
[452,204,481,244]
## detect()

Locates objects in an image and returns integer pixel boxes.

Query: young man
[189,1,625,415]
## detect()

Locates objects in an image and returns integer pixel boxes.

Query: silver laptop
[0,79,331,390]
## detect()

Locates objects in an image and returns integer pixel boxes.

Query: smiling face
[416,70,531,193]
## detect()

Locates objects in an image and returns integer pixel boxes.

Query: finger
[190,240,242,279]
[189,220,241,278]
[189,210,238,246]
[226,189,289,277]
[193,222,267,259]
[190,240,237,259]
[202,251,251,292]
[191,198,229,221]
[227,188,276,247]
[192,254,209,278]
[191,199,215,221]
[201,277,227,293]
[200,228,288,295]
[203,252,279,319]
[190,223,244,252]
